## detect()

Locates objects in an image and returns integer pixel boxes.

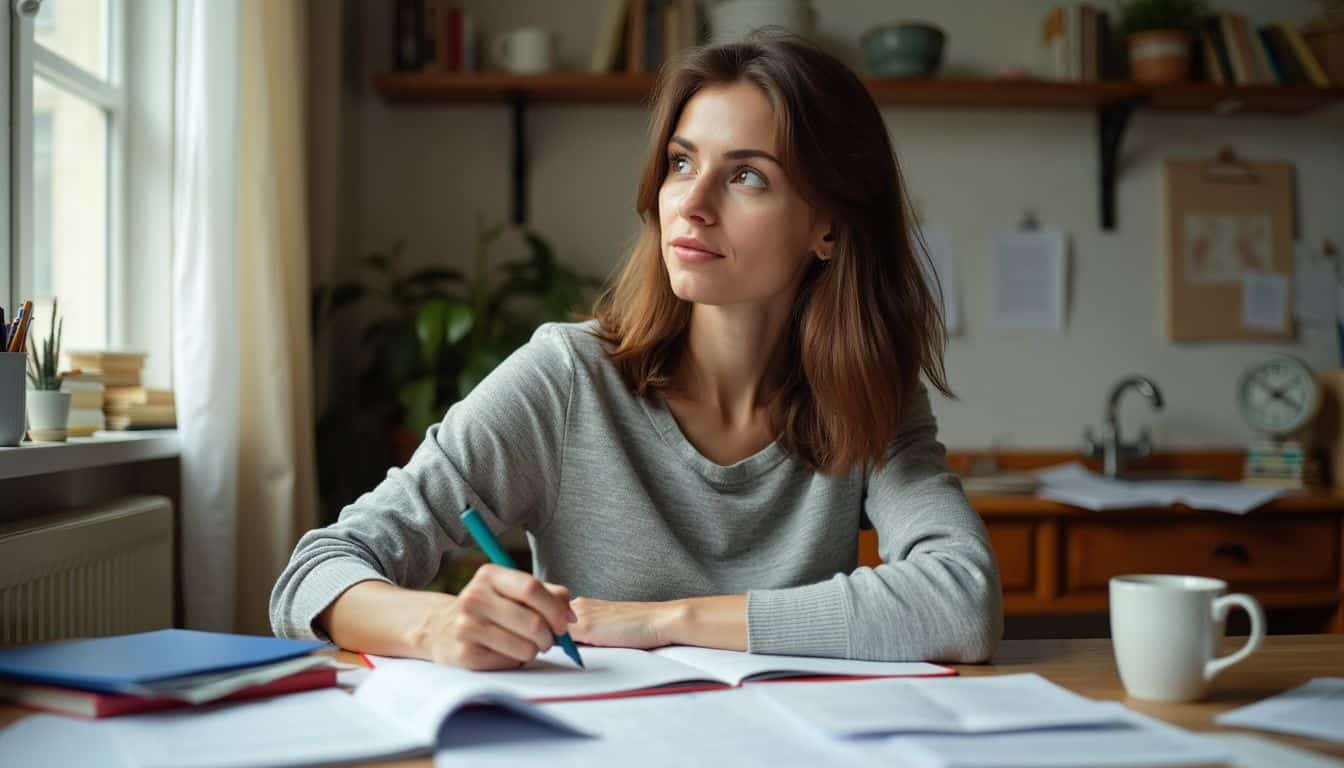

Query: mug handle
[1203,592,1265,682]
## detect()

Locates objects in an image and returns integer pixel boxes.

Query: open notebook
[364,645,954,702]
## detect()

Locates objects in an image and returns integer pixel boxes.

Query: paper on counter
[1035,462,1284,515]
[1242,271,1289,331]
[1215,677,1344,744]
[989,229,1066,332]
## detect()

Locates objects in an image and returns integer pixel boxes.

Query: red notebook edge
[3,665,338,719]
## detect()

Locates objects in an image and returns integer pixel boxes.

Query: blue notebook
[0,629,327,694]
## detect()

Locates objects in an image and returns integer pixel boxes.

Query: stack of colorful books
[0,629,335,718]
[1243,441,1320,489]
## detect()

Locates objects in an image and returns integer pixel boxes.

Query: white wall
[343,0,1344,450]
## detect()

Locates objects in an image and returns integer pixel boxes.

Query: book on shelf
[65,350,146,374]
[104,386,174,407]
[591,0,630,73]
[625,0,703,74]
[392,0,476,73]
[66,408,106,437]
[105,401,176,430]
[1040,4,1120,82]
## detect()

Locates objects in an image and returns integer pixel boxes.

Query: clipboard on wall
[1164,148,1296,341]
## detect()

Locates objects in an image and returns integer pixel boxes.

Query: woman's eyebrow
[669,135,780,164]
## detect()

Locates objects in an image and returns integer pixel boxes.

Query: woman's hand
[567,597,682,649]
[410,564,576,670]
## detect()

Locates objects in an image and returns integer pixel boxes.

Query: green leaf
[443,302,474,345]
[397,377,439,437]
[416,300,450,366]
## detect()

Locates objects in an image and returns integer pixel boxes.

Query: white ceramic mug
[1110,574,1265,702]
[493,26,555,74]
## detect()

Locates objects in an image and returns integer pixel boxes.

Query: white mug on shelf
[493,26,555,74]
[1109,574,1265,702]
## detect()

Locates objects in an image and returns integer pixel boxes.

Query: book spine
[1205,17,1235,85]
[627,0,646,73]
[1279,23,1331,86]
[420,0,438,70]
[392,0,421,71]
[1265,26,1306,84]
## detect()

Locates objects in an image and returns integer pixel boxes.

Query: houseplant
[25,299,71,442]
[311,217,603,525]
[1117,0,1209,83]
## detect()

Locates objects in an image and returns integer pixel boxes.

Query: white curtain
[173,0,318,634]
[173,0,241,632]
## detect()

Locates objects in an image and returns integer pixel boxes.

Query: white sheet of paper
[1215,677,1344,744]
[1293,247,1337,329]
[0,714,130,768]
[870,706,1231,768]
[436,688,878,768]
[1210,733,1344,768]
[989,230,1066,332]
[754,674,1123,737]
[1035,462,1283,515]
[1242,271,1289,331]
[919,227,962,335]
[97,662,588,768]
[650,645,951,686]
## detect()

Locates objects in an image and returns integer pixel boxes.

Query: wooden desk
[1,634,1338,766]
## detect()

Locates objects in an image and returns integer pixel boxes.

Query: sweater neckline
[639,392,789,486]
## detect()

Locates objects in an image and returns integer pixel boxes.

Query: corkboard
[1164,152,1296,341]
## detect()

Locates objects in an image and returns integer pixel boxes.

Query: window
[12,0,122,351]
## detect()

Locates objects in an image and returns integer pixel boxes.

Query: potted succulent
[25,300,71,442]
[1118,0,1209,83]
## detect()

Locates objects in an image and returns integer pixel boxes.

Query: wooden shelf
[373,72,1344,113]
[371,72,1343,229]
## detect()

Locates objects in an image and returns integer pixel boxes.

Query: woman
[271,35,1001,669]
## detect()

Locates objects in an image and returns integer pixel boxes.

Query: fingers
[480,565,574,636]
[475,592,555,653]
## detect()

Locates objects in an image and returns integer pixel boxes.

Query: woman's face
[658,81,830,310]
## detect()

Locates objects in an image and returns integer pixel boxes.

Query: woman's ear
[814,228,836,261]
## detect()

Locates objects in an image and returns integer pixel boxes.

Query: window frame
[9,0,127,347]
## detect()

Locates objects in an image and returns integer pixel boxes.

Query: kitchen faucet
[1083,375,1165,478]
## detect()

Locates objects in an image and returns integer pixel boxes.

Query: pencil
[7,301,32,353]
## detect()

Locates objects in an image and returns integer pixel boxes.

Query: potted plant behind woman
[25,300,70,442]
[1118,0,1209,83]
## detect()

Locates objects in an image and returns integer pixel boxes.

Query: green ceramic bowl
[862,22,946,77]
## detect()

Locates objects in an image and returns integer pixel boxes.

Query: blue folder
[0,629,327,694]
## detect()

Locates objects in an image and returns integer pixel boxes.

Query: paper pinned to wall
[1293,245,1337,329]
[917,227,961,335]
[989,229,1067,332]
[1241,271,1288,331]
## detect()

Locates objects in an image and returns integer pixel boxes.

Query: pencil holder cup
[0,352,25,446]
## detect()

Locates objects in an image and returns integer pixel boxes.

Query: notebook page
[367,646,722,700]
[755,674,1124,737]
[650,644,953,686]
[1214,677,1344,743]
[103,688,424,768]
[436,687,880,768]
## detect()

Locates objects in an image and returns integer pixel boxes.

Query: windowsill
[0,429,180,480]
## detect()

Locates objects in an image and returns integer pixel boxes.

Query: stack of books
[66,350,176,430]
[0,629,335,718]
[1040,4,1126,82]
[1243,441,1321,489]
[104,386,176,430]
[391,0,477,73]
[60,370,106,437]
[1198,16,1332,86]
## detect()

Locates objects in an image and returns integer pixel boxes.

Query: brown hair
[587,33,952,475]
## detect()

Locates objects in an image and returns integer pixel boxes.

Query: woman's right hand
[413,564,576,670]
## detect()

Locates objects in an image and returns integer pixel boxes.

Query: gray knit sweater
[270,321,1002,662]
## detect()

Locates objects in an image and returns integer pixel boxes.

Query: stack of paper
[1035,462,1284,514]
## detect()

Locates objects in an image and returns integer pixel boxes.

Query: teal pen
[459,507,585,669]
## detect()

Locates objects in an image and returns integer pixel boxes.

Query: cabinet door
[1063,516,1338,592]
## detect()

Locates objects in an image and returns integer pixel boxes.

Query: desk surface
[1,635,1340,766]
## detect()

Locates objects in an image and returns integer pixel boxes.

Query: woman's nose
[677,176,716,226]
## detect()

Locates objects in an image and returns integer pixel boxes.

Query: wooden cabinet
[858,488,1344,633]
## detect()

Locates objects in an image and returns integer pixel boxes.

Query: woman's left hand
[567,597,682,649]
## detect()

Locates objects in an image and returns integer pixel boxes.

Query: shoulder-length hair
[587,33,952,475]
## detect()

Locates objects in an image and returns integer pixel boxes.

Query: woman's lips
[671,244,723,263]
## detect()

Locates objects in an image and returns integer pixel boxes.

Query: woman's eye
[669,155,692,174]
[733,168,767,188]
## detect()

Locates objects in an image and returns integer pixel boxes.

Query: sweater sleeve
[745,383,1003,662]
[269,324,576,641]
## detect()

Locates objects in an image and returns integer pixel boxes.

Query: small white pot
[26,390,72,442]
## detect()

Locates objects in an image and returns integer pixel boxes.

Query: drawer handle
[1211,543,1250,564]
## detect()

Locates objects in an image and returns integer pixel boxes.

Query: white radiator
[0,495,174,646]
